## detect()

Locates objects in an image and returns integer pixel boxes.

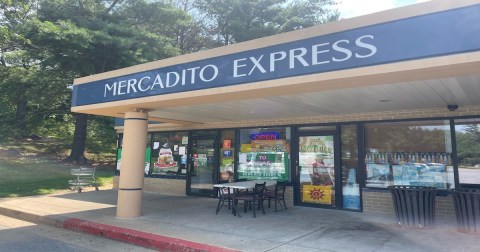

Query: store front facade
[72,0,480,218]
[113,116,480,216]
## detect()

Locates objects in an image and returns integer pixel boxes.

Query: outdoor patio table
[213,180,276,216]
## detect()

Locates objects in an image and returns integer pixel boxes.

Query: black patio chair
[234,182,266,218]
[265,181,287,211]
[215,181,233,215]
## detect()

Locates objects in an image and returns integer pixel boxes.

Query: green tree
[456,125,480,166]
[0,0,63,138]
[277,0,339,32]
[465,124,480,142]
[194,0,338,45]
[21,0,185,162]
[169,0,215,53]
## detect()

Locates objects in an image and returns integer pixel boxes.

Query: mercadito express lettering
[104,64,218,97]
[103,35,377,97]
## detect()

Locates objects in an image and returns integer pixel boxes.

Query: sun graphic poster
[302,185,332,204]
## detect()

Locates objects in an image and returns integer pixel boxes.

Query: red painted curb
[63,218,239,252]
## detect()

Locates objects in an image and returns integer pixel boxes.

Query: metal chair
[265,181,288,212]
[215,180,233,214]
[215,180,233,215]
[234,182,266,218]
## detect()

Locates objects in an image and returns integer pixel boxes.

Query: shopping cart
[69,167,99,193]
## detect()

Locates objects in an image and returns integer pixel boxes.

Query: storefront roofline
[72,51,480,121]
[72,0,476,86]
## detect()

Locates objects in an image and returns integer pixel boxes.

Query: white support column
[116,111,148,218]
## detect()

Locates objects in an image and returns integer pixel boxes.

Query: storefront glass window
[150,132,189,177]
[455,119,480,185]
[365,120,454,189]
[238,127,291,181]
[219,130,235,182]
[341,125,360,210]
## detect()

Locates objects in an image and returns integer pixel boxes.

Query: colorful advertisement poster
[298,135,335,206]
[116,148,151,175]
[302,185,332,204]
[152,147,180,175]
[298,135,335,186]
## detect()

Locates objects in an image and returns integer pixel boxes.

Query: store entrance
[187,133,218,197]
[296,131,338,208]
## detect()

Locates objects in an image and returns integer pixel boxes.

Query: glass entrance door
[297,133,337,207]
[188,136,218,197]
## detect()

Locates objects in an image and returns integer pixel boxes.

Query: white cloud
[338,0,431,19]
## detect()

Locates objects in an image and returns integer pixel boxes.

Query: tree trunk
[15,99,28,137]
[65,113,88,163]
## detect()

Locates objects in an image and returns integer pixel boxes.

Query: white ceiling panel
[148,74,480,123]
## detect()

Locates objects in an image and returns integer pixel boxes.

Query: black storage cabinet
[450,188,480,233]
[388,185,437,229]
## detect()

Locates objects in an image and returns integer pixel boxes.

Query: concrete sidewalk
[0,189,478,251]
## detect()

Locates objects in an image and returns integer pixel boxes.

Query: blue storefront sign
[72,4,480,107]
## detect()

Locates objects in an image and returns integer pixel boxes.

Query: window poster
[152,145,179,175]
[298,136,335,186]
[298,135,335,205]
[116,147,151,175]
[302,185,332,204]
[223,139,232,148]
[178,146,186,156]
[238,128,290,180]
[237,152,289,180]
[219,157,234,181]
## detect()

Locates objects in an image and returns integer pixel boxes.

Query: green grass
[0,159,115,197]
[0,137,116,198]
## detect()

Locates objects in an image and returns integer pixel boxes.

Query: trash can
[388,185,437,229]
[450,188,480,233]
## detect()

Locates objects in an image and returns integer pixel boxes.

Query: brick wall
[113,176,186,196]
[284,186,294,208]
[362,189,456,220]
[362,189,395,215]
[143,178,186,196]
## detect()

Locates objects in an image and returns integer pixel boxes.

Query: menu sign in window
[238,152,288,180]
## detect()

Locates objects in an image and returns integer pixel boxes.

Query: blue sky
[339,0,431,19]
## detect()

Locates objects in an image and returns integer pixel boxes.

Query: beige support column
[116,111,148,218]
